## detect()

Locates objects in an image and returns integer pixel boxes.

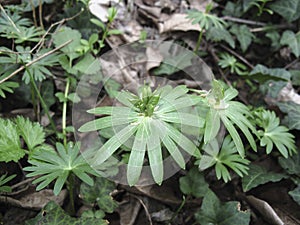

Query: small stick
[0,40,72,84]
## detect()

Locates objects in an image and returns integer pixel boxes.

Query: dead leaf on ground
[118,194,141,225]
[158,14,201,33]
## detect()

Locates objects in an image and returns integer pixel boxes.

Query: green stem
[62,77,70,147]
[195,30,204,53]
[26,67,57,136]
[168,196,186,224]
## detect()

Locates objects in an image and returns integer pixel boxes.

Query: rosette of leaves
[79,85,204,186]
[199,135,250,182]
[253,109,296,158]
[24,142,96,195]
[200,80,257,157]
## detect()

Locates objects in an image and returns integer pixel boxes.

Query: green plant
[187,3,227,52]
[24,142,97,213]
[251,0,274,16]
[79,85,204,186]
[218,53,248,75]
[0,116,46,162]
[253,109,296,158]
[0,173,16,193]
[194,79,257,157]
[199,135,250,182]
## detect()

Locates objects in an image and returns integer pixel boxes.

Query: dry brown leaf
[146,47,164,71]
[278,82,300,104]
[118,194,141,225]
[158,13,201,33]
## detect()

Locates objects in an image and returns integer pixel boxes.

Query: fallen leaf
[158,14,202,33]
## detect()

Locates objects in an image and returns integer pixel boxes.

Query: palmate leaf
[199,135,250,182]
[0,81,19,98]
[0,173,16,193]
[79,85,203,186]
[24,142,95,195]
[203,81,257,157]
[253,109,296,158]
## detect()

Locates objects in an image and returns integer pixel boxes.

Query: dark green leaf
[242,164,288,192]
[280,30,300,58]
[276,102,300,130]
[279,151,300,175]
[206,27,235,48]
[289,185,300,206]
[195,190,250,225]
[270,0,300,22]
[230,24,254,52]
[80,177,117,213]
[25,201,108,225]
[179,167,209,198]
[248,64,291,83]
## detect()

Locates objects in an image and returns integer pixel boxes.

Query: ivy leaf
[80,177,117,213]
[280,30,300,58]
[0,118,24,162]
[253,109,296,158]
[278,151,300,175]
[230,24,254,52]
[289,185,300,206]
[25,201,108,225]
[270,0,300,22]
[249,64,291,83]
[179,167,209,198]
[53,26,81,64]
[277,101,300,131]
[242,164,288,192]
[73,53,101,74]
[195,190,250,225]
[206,27,235,48]
[15,116,45,152]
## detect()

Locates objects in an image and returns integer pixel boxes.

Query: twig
[222,16,267,26]
[220,44,254,69]
[0,40,72,84]
[0,4,20,32]
[130,194,153,225]
[284,58,299,69]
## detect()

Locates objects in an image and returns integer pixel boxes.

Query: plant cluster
[0,0,300,224]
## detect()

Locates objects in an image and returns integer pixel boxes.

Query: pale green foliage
[218,53,248,75]
[202,80,257,157]
[24,142,96,195]
[15,116,45,151]
[253,109,296,158]
[195,190,251,225]
[0,173,16,193]
[79,85,204,186]
[199,135,250,182]
[187,6,227,30]
[0,81,19,98]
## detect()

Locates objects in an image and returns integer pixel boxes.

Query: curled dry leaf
[158,14,202,33]
[278,82,300,104]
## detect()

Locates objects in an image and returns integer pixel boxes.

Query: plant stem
[62,77,70,147]
[67,173,76,216]
[168,196,186,224]
[26,67,57,136]
[194,30,204,53]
